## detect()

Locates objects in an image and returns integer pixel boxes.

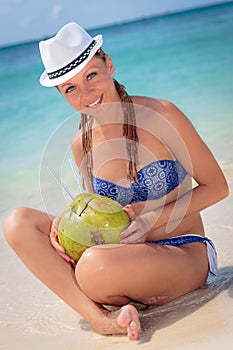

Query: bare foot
[117,304,141,340]
[100,304,141,339]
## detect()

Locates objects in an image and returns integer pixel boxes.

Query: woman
[3,22,229,340]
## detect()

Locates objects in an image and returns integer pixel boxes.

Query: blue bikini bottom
[146,234,218,275]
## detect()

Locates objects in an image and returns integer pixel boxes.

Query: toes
[117,305,141,340]
[128,320,138,340]
[117,306,129,327]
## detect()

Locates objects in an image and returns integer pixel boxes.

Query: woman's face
[57,55,120,111]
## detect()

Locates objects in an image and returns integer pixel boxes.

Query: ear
[105,55,115,76]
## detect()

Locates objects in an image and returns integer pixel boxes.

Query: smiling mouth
[87,95,103,108]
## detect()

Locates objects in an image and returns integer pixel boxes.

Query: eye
[87,72,96,80]
[65,85,76,94]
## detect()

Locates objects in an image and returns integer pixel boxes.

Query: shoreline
[1,136,232,218]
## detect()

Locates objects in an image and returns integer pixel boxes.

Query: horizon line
[0,0,232,49]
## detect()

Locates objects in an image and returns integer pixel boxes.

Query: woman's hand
[50,216,76,266]
[120,205,156,244]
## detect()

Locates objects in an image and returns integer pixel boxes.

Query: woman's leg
[75,241,209,306]
[2,207,141,339]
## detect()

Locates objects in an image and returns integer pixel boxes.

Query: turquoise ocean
[0,2,233,216]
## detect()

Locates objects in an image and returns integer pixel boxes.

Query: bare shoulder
[131,95,193,129]
[131,95,181,117]
[131,95,167,112]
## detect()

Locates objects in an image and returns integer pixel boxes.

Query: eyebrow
[60,64,100,89]
[60,82,73,89]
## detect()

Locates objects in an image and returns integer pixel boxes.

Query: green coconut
[57,193,130,261]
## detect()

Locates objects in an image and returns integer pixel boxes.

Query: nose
[81,85,95,106]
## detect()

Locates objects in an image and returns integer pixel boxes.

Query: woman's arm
[121,99,229,243]
[151,100,228,224]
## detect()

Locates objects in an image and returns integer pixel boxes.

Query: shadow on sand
[138,265,233,344]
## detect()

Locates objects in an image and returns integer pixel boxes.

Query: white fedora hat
[39,22,103,87]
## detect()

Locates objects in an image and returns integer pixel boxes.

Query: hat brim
[39,34,103,87]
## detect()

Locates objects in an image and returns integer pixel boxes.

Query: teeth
[88,96,101,107]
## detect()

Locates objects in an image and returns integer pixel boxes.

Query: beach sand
[0,168,232,350]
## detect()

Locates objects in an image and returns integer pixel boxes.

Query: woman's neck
[90,101,125,126]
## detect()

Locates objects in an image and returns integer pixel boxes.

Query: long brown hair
[80,49,139,188]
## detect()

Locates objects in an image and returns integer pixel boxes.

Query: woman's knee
[2,207,33,247]
[75,247,110,296]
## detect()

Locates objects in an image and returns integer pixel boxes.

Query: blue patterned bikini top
[92,159,187,207]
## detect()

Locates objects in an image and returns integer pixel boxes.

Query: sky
[0,0,232,47]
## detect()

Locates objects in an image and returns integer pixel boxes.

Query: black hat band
[48,40,97,80]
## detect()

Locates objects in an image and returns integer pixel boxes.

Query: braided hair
[80,49,139,188]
